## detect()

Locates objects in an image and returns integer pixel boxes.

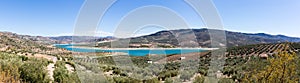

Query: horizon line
[1,28,299,38]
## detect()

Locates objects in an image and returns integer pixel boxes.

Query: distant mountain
[246,33,300,42]
[2,29,300,48]
[0,32,56,44]
[98,29,300,48]
[49,36,116,44]
[0,31,117,45]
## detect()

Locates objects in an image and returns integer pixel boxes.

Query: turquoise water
[54,44,207,56]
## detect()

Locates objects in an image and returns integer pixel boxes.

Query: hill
[246,33,300,42]
[98,29,300,48]
[93,42,300,82]
[0,31,70,56]
[0,32,76,83]
[49,36,116,44]
[2,30,300,82]
[221,42,300,82]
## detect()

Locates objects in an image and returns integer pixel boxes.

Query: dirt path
[47,63,55,80]
[27,54,58,81]
[65,64,75,72]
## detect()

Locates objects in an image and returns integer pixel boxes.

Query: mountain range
[97,29,300,48]
[1,28,300,48]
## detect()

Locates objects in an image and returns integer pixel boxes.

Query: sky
[0,0,299,37]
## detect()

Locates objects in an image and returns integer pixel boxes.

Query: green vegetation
[0,52,50,83]
[0,51,78,83]
[2,33,300,83]
[221,42,300,82]
[193,75,205,83]
[77,43,300,82]
[243,52,299,82]
[53,61,79,83]
[218,78,234,83]
[71,52,213,82]
[20,59,50,83]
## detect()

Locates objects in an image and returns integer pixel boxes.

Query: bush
[1,52,51,82]
[193,75,205,83]
[218,78,234,83]
[164,78,173,83]
[53,61,79,83]
[19,60,50,83]
[144,78,159,83]
[180,71,193,81]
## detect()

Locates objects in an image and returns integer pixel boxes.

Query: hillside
[93,42,300,82]
[49,36,115,44]
[98,29,300,48]
[0,32,70,55]
[0,32,116,45]
[0,32,77,83]
[221,42,300,82]
[2,31,300,82]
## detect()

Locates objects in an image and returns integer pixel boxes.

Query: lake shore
[69,46,219,50]
[54,44,218,56]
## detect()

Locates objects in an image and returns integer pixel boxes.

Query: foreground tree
[243,51,299,83]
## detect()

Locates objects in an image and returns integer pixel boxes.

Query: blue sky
[0,0,299,37]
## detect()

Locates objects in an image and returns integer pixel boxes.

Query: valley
[1,30,300,83]
[1,0,299,82]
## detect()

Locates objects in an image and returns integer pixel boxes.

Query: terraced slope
[226,42,300,57]
[221,42,300,82]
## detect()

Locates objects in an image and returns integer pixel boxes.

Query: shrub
[19,60,50,83]
[164,78,173,83]
[193,75,205,83]
[218,78,234,83]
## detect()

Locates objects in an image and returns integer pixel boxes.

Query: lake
[54,44,210,56]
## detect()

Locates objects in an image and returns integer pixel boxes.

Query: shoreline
[67,45,219,50]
